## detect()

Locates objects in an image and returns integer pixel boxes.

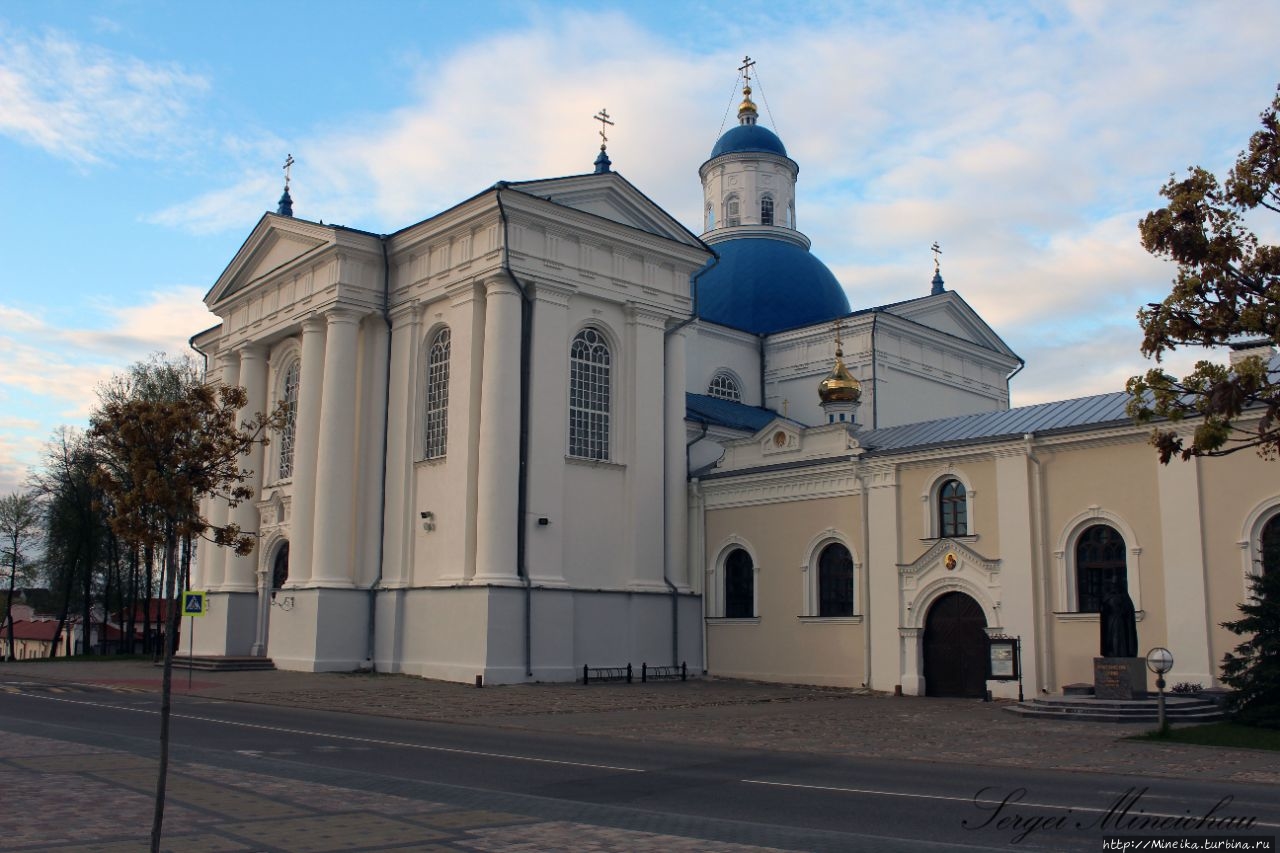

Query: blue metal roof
[696,236,851,334]
[860,391,1133,453]
[709,124,788,159]
[686,393,781,433]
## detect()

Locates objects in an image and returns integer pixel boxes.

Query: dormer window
[707,370,741,402]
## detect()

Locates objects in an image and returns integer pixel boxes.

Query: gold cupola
[819,338,861,404]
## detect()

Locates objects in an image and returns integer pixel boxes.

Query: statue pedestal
[1093,657,1147,699]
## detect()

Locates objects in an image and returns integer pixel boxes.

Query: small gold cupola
[737,55,759,126]
[819,322,861,427]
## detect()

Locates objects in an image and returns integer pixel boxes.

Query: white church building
[188,69,1276,697]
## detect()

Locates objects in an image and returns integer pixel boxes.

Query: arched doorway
[271,541,290,593]
[923,591,988,698]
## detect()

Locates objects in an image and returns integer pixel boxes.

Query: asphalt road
[1,686,1277,852]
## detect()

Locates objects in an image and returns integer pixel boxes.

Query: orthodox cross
[931,241,942,272]
[283,154,295,190]
[593,109,614,151]
[832,317,845,354]
[739,55,755,86]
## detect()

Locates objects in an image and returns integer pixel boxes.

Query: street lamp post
[1146,646,1174,735]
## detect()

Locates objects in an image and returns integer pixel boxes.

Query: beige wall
[705,494,866,686]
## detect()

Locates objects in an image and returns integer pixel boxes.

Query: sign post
[181,591,206,688]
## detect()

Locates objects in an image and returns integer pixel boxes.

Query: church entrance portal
[923,591,987,698]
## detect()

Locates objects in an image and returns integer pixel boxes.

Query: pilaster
[288,314,326,585]
[310,307,361,587]
[626,304,668,591]
[473,277,522,583]
[380,301,421,587]
[203,348,240,591]
[664,325,689,589]
[1156,456,1213,684]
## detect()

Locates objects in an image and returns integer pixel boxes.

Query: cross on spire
[283,153,295,190]
[593,108,614,151]
[931,241,942,272]
[833,318,845,356]
[739,55,755,86]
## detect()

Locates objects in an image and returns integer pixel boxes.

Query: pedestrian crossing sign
[182,590,207,617]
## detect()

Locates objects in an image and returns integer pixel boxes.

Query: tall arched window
[1262,515,1280,576]
[1076,524,1127,613]
[423,327,450,459]
[725,548,754,618]
[277,359,300,479]
[760,195,774,226]
[725,195,741,227]
[569,328,611,460]
[939,479,967,537]
[705,203,716,231]
[818,542,854,617]
[786,203,795,228]
[707,370,741,402]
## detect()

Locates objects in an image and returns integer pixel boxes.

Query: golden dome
[819,349,861,403]
[738,85,758,119]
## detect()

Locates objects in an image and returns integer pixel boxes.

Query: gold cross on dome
[283,154,295,189]
[832,317,844,351]
[593,109,614,150]
[931,241,942,272]
[739,55,755,85]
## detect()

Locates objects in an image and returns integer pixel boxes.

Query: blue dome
[696,237,850,334]
[709,124,788,159]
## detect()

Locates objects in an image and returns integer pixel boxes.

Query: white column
[203,349,239,591]
[380,303,420,587]
[473,277,522,583]
[224,344,267,592]
[1157,456,1213,684]
[288,315,327,585]
[664,326,689,589]
[310,308,361,586]
[524,283,572,586]
[627,306,668,591]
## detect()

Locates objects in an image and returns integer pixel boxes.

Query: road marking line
[741,780,1280,828]
[6,692,645,774]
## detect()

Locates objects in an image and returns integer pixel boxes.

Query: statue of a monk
[1099,581,1138,658]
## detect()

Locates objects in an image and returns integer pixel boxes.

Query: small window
[423,327,451,459]
[569,328,611,460]
[818,543,854,617]
[761,195,774,226]
[707,371,741,402]
[786,203,795,229]
[706,204,716,230]
[725,548,754,618]
[939,479,967,537]
[726,195,740,227]
[1262,515,1280,576]
[277,359,300,479]
[1076,524,1127,613]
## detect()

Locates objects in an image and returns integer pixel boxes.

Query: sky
[1,0,1278,494]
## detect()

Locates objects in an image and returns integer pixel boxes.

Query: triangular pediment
[205,214,331,308]
[882,291,1017,359]
[505,172,703,248]
[898,538,1000,576]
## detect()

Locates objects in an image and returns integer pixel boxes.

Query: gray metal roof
[859,391,1133,454]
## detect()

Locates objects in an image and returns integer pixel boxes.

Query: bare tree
[0,490,41,660]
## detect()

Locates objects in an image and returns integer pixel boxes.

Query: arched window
[271,542,290,591]
[939,479,967,537]
[707,370,741,402]
[725,548,754,618]
[1076,524,1127,613]
[277,359,300,479]
[423,327,450,459]
[706,203,716,231]
[760,195,774,226]
[786,203,795,229]
[569,328,611,460]
[1262,515,1280,576]
[725,195,741,227]
[818,543,854,617]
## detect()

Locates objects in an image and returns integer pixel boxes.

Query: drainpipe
[661,253,717,666]
[366,235,393,669]
[493,185,535,678]
[869,314,878,430]
[1024,432,1054,693]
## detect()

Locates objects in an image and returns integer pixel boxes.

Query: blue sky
[2,1,1278,493]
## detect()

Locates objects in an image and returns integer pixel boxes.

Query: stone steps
[1005,695,1225,723]
[158,655,276,672]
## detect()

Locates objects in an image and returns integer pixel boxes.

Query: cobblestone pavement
[0,659,1276,851]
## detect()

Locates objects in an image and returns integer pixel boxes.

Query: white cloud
[0,24,209,166]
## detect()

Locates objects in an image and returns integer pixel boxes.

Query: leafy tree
[0,490,41,660]
[1126,86,1280,462]
[1220,567,1280,728]
[88,361,281,853]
